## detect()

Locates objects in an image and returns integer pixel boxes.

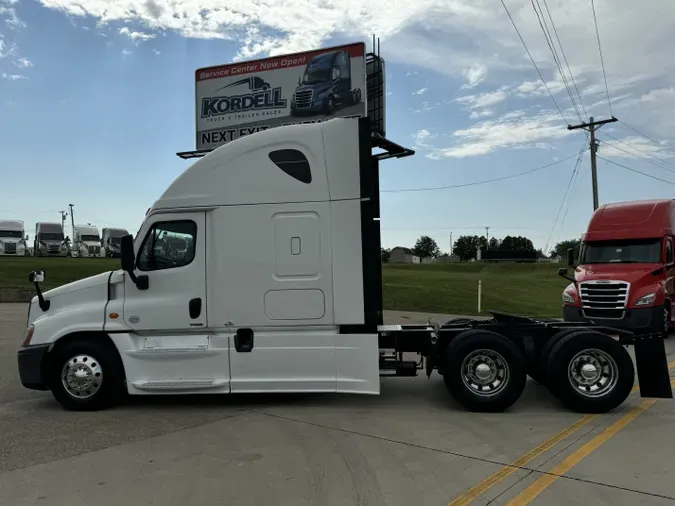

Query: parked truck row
[0,221,129,258]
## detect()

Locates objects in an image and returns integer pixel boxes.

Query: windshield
[81,235,100,242]
[302,67,330,85]
[38,233,64,242]
[580,238,662,264]
[0,230,22,239]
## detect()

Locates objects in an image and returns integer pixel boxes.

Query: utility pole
[449,232,453,255]
[59,210,67,231]
[485,227,490,249]
[568,116,617,211]
[68,204,75,242]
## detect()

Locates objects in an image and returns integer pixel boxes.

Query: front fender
[30,305,106,346]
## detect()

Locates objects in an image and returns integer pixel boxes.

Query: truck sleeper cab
[72,225,103,258]
[561,200,675,337]
[17,118,672,414]
[101,228,130,258]
[290,49,362,117]
[34,222,67,257]
[0,220,27,256]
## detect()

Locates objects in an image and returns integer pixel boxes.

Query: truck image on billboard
[195,42,366,151]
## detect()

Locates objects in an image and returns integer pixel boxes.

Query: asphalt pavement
[1,303,674,506]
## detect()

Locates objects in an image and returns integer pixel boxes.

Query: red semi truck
[560,199,675,337]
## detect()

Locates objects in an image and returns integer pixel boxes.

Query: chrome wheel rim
[61,354,103,399]
[567,349,618,398]
[461,349,510,397]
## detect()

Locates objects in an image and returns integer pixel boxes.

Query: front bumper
[17,343,50,390]
[563,305,664,334]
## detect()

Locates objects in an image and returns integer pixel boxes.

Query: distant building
[390,247,420,264]
[435,254,460,263]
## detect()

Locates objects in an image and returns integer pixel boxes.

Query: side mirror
[120,234,148,290]
[24,235,29,241]
[28,271,45,283]
[120,235,135,273]
[567,248,575,267]
[558,267,575,282]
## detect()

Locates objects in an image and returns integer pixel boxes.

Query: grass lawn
[0,257,119,291]
[383,263,570,318]
[0,258,570,317]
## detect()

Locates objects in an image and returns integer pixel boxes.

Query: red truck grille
[579,280,629,318]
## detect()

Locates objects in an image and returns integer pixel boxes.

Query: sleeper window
[269,149,312,184]
[137,220,197,271]
[667,239,673,264]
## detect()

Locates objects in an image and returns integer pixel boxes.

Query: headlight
[635,293,656,306]
[562,291,576,304]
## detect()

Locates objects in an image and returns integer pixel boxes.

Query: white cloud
[469,109,493,119]
[0,38,17,58]
[597,135,675,161]
[428,110,574,158]
[152,48,160,55]
[0,0,25,29]
[121,48,132,55]
[2,71,27,80]
[455,90,508,110]
[119,26,155,42]
[413,87,428,95]
[461,62,487,89]
[12,57,32,68]
[412,128,433,149]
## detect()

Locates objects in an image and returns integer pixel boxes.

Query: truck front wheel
[48,339,125,411]
[546,330,634,413]
[443,330,527,412]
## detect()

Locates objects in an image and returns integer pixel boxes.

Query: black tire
[443,329,527,412]
[527,328,582,386]
[546,330,634,413]
[47,339,125,411]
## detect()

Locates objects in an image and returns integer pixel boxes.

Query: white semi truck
[101,228,130,258]
[72,225,103,258]
[0,220,28,256]
[17,118,672,413]
[33,222,67,257]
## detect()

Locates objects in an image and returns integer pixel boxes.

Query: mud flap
[634,336,673,398]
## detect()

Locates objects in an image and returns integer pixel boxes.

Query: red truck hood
[575,263,661,285]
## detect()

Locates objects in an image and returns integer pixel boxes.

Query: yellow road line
[446,415,596,506]
[505,377,675,505]
[447,359,675,506]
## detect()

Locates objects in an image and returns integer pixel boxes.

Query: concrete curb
[0,289,35,303]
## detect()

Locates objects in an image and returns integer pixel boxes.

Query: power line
[380,151,586,193]
[544,146,585,253]
[618,120,675,157]
[530,0,583,122]
[596,155,675,185]
[591,0,613,115]
[541,0,588,119]
[499,0,569,125]
[558,149,586,236]
[597,134,675,174]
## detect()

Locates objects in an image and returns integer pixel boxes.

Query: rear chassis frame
[376,310,672,401]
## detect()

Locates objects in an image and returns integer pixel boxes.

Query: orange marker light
[109,313,119,319]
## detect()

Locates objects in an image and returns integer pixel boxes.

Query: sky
[2,0,675,255]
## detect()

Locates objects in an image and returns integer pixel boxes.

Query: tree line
[381,235,582,262]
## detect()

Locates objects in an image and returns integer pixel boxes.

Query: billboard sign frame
[195,42,368,151]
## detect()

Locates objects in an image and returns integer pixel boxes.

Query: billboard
[195,42,367,151]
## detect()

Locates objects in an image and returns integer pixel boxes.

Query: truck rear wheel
[48,339,124,411]
[546,330,634,413]
[443,330,527,412]
[527,328,582,386]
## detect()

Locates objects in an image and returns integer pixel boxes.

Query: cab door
[123,212,207,331]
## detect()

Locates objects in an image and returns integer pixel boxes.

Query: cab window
[137,220,196,271]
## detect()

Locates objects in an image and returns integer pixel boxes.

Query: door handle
[189,298,202,319]
[234,328,254,353]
